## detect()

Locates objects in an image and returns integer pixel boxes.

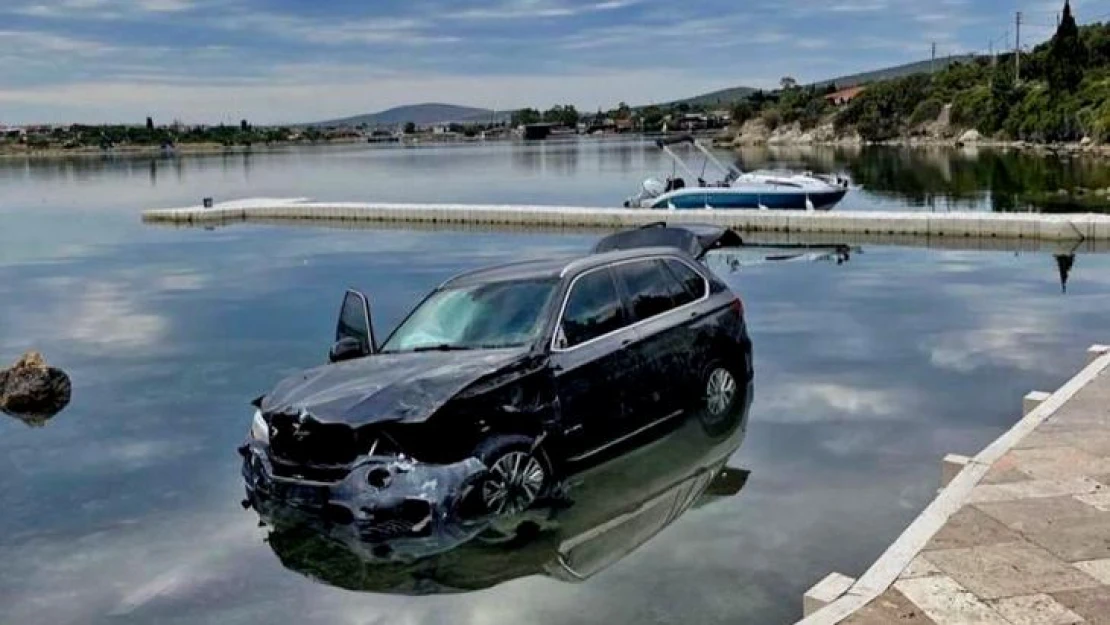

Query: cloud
[451,0,639,20]
[0,29,116,55]
[216,13,457,46]
[25,279,169,349]
[10,0,196,19]
[828,0,889,12]
[0,67,738,124]
[759,382,906,423]
[0,0,1066,124]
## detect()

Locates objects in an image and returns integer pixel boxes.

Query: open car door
[330,289,377,363]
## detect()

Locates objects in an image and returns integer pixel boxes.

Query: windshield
[381,278,558,352]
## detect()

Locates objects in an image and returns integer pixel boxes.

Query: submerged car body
[241,224,755,541]
[254,392,751,594]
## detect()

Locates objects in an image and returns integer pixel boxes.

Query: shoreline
[716,135,1110,157]
[715,118,1110,157]
[4,133,1108,161]
[0,138,369,160]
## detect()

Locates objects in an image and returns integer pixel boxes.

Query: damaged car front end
[241,276,567,549]
[241,417,489,554]
[240,345,560,549]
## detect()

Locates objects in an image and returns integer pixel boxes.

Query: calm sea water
[2,139,1110,625]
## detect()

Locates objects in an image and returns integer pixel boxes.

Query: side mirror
[332,289,377,362]
[329,336,366,363]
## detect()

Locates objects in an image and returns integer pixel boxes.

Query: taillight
[730,296,744,317]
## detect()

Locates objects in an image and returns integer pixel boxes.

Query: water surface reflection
[4,144,1110,624]
[255,412,748,596]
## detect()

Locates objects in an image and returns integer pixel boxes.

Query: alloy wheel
[482,451,545,515]
[706,367,737,416]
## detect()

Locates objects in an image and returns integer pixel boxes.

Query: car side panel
[549,329,640,460]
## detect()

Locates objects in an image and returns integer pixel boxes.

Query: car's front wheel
[473,435,548,516]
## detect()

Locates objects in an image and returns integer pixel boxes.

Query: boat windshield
[380,278,559,353]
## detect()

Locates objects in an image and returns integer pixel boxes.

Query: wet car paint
[245,226,755,541]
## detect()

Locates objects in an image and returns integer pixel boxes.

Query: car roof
[440,247,696,289]
[441,257,573,288]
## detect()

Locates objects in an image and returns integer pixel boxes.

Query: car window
[381,279,558,352]
[663,259,707,303]
[613,259,687,322]
[561,269,627,348]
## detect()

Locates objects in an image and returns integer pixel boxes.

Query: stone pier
[800,345,1110,625]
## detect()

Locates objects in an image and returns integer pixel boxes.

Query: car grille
[267,412,362,467]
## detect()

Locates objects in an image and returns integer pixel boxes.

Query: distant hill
[662,55,979,109]
[660,86,759,109]
[813,55,978,89]
[308,103,509,128]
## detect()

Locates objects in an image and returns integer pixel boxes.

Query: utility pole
[1015,11,1022,83]
[931,42,937,75]
[989,39,995,88]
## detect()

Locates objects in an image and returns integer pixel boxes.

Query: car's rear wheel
[699,363,742,436]
[473,435,548,516]
[705,365,739,416]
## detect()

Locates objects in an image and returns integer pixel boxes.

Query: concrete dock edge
[796,345,1110,625]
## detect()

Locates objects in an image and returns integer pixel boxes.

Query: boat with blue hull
[624,135,850,211]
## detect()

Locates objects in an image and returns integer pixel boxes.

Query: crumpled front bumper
[240,442,488,555]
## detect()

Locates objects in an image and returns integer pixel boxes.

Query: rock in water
[0,351,72,425]
[958,129,982,144]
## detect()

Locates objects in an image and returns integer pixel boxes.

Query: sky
[0,0,1107,125]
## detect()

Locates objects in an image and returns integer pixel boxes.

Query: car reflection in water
[247,397,749,595]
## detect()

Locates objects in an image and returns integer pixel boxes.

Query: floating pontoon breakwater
[141,198,1110,243]
[143,214,1110,254]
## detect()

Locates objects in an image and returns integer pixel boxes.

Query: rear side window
[663,259,708,302]
[561,269,627,347]
[614,259,690,322]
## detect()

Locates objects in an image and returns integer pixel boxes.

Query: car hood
[260,347,536,426]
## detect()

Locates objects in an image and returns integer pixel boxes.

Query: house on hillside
[677,113,708,131]
[0,125,26,138]
[825,86,865,107]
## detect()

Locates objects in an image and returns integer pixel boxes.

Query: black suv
[241,225,754,537]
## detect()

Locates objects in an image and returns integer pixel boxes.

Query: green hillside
[814,55,978,89]
[834,6,1110,142]
[665,86,758,108]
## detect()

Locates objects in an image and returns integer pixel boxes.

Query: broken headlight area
[242,445,489,554]
[240,410,514,548]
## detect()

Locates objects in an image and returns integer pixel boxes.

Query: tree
[240,119,251,132]
[1048,0,1087,92]
[542,104,580,127]
[403,121,416,134]
[511,108,541,126]
[146,117,154,131]
[730,100,755,126]
[640,105,665,131]
[780,76,798,90]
